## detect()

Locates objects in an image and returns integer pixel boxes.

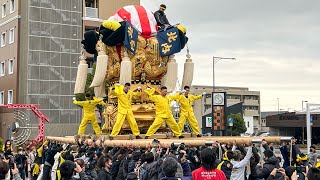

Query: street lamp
[212,56,236,91]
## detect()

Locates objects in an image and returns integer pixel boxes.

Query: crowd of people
[1,138,320,180]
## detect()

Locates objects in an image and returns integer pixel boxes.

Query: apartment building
[0,0,18,139]
[0,0,140,139]
[191,85,261,133]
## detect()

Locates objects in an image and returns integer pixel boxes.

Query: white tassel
[119,50,132,85]
[161,55,178,92]
[181,50,194,89]
[94,80,106,98]
[74,51,88,94]
[90,41,108,88]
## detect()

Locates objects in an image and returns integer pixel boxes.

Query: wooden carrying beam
[47,136,292,148]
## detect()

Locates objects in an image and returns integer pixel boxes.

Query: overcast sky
[140,0,320,111]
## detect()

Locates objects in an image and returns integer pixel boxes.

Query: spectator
[267,168,286,180]
[307,167,320,180]
[217,150,233,180]
[97,156,112,180]
[0,160,9,179]
[230,144,253,180]
[309,145,317,167]
[15,147,27,179]
[256,149,280,179]
[284,166,296,180]
[59,160,88,180]
[192,148,226,180]
[160,157,179,180]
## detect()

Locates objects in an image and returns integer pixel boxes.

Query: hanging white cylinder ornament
[161,55,178,92]
[94,80,106,98]
[90,40,108,88]
[119,50,132,85]
[181,51,194,89]
[74,50,88,94]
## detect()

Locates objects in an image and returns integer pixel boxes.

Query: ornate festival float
[74,5,191,134]
[48,5,292,147]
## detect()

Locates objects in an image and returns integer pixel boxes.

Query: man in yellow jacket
[109,83,142,140]
[73,93,105,135]
[177,86,204,137]
[144,86,184,139]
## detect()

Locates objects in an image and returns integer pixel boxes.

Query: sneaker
[136,136,142,139]
[197,134,202,137]
[109,136,114,140]
[179,136,185,139]
[145,136,149,139]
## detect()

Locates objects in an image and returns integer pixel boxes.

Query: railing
[85,7,98,18]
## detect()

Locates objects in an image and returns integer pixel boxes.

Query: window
[9,28,14,44]
[0,62,4,76]
[9,0,14,13]
[2,3,6,18]
[8,90,13,104]
[1,32,5,47]
[247,121,250,128]
[8,59,13,74]
[0,91,4,104]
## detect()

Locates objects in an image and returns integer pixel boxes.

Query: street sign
[229,117,233,126]
[206,117,212,127]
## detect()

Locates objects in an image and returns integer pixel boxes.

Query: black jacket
[154,10,170,27]
[256,156,280,179]
[98,169,112,180]
[62,171,89,180]
[249,147,260,180]
[219,160,233,180]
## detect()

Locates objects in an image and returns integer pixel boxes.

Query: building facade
[266,112,320,144]
[0,0,140,139]
[191,85,261,134]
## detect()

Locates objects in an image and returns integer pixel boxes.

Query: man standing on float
[144,86,184,139]
[73,93,105,135]
[177,86,205,137]
[109,83,142,140]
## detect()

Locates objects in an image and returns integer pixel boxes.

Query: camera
[170,142,185,156]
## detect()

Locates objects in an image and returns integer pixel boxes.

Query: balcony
[85,7,98,18]
[243,99,259,106]
[244,110,259,117]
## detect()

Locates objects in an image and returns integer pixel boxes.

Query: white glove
[202,92,206,96]
[137,86,142,90]
[181,90,186,94]
[146,88,151,90]
[72,97,76,100]
[116,83,120,86]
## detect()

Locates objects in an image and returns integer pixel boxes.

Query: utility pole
[277,98,280,114]
[302,100,308,144]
